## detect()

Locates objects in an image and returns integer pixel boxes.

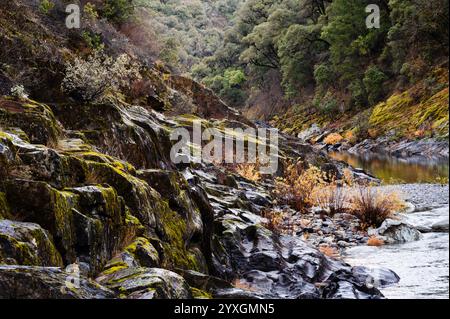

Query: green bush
[348,80,367,108]
[102,0,134,24]
[39,0,54,14]
[82,31,103,50]
[363,66,387,106]
[314,63,334,88]
[315,91,339,117]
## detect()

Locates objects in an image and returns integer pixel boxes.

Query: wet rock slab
[0,265,114,299]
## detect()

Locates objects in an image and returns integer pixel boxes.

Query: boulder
[0,265,114,299]
[321,269,384,299]
[369,219,422,244]
[431,218,449,233]
[96,267,192,299]
[100,237,161,272]
[0,219,63,267]
[297,124,321,142]
[4,180,142,275]
[0,98,62,146]
[351,266,400,288]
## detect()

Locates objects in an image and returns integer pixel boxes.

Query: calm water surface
[329,151,449,184]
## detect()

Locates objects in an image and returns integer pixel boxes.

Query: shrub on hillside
[61,50,141,102]
[102,0,135,24]
[363,66,388,106]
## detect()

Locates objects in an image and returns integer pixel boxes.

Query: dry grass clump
[349,187,405,229]
[234,163,261,182]
[319,246,340,259]
[312,184,348,217]
[274,162,327,212]
[324,133,344,145]
[367,236,385,247]
[261,209,296,234]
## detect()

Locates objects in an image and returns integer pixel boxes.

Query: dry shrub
[342,168,354,186]
[274,162,327,212]
[313,184,348,217]
[62,50,142,102]
[262,209,287,234]
[232,279,258,292]
[343,130,357,144]
[324,133,344,145]
[350,187,405,229]
[234,163,261,182]
[367,236,385,247]
[319,246,340,259]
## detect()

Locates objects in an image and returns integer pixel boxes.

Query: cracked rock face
[0,0,399,299]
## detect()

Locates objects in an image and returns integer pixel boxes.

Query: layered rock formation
[0,0,396,299]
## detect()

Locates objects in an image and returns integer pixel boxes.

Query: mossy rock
[96,267,192,299]
[0,265,114,299]
[0,192,10,219]
[191,287,212,299]
[50,102,172,170]
[0,219,63,267]
[0,98,61,146]
[4,180,141,275]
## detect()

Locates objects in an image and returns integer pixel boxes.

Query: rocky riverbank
[347,137,449,159]
[273,183,449,255]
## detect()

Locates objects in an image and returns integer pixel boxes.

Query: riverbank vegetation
[268,160,405,231]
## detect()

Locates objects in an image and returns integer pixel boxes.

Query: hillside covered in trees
[187,0,449,143]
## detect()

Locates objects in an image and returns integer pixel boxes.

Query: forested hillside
[130,0,242,72]
[189,0,448,142]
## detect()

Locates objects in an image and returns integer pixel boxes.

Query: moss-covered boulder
[4,180,142,275]
[0,98,62,146]
[138,169,209,273]
[50,102,173,170]
[96,267,192,299]
[0,265,114,299]
[0,192,10,219]
[100,237,161,275]
[0,219,63,266]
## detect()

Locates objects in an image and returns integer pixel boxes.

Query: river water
[344,205,449,299]
[329,151,449,184]
[332,151,449,299]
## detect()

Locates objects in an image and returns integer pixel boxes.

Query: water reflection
[329,151,449,184]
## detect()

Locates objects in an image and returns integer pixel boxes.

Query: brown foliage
[350,187,405,229]
[274,162,327,212]
[261,209,286,234]
[324,133,344,145]
[319,246,340,259]
[367,236,385,247]
[234,163,261,182]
